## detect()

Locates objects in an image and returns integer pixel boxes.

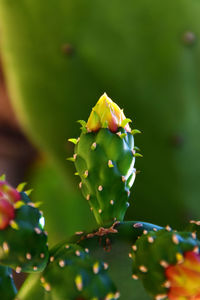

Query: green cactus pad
[0,265,17,300]
[74,127,136,226]
[18,243,118,300]
[0,192,49,273]
[69,221,162,299]
[18,221,162,300]
[131,228,200,298]
[185,220,200,240]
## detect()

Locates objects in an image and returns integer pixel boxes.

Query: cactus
[1,95,200,299]
[0,266,17,300]
[19,243,119,300]
[43,243,118,299]
[185,220,200,240]
[72,94,139,226]
[2,0,200,231]
[0,178,49,273]
[131,229,200,299]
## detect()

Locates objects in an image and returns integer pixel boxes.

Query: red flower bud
[0,180,21,229]
[0,198,15,230]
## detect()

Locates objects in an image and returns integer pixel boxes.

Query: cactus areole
[71,94,140,226]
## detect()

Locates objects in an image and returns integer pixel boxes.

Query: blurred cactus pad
[0,0,200,234]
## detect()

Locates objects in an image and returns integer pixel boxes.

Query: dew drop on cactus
[71,94,140,226]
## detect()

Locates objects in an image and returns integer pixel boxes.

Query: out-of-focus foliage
[0,0,200,234]
[29,160,96,245]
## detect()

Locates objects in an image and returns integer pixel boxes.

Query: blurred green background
[0,0,200,297]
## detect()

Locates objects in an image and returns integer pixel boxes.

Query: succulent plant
[2,0,200,232]
[131,228,200,299]
[70,94,141,226]
[0,265,17,300]
[0,177,49,273]
[1,95,200,300]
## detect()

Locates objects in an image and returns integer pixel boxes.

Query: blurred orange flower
[166,251,200,300]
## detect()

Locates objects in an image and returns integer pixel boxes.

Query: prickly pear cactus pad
[131,229,200,299]
[68,221,162,299]
[0,265,17,300]
[186,220,200,240]
[70,94,141,226]
[18,243,119,300]
[0,178,49,273]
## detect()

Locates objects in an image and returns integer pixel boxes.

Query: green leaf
[134,153,143,158]
[133,146,141,151]
[66,157,75,162]
[131,129,142,135]
[68,138,78,145]
[121,118,132,128]
[25,189,33,196]
[16,182,27,192]
[120,133,127,139]
[77,120,87,128]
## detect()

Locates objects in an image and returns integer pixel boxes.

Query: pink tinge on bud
[0,180,21,230]
[0,181,21,203]
[86,93,131,133]
[0,198,15,230]
[166,251,200,300]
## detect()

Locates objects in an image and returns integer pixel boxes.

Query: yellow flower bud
[86,93,131,132]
